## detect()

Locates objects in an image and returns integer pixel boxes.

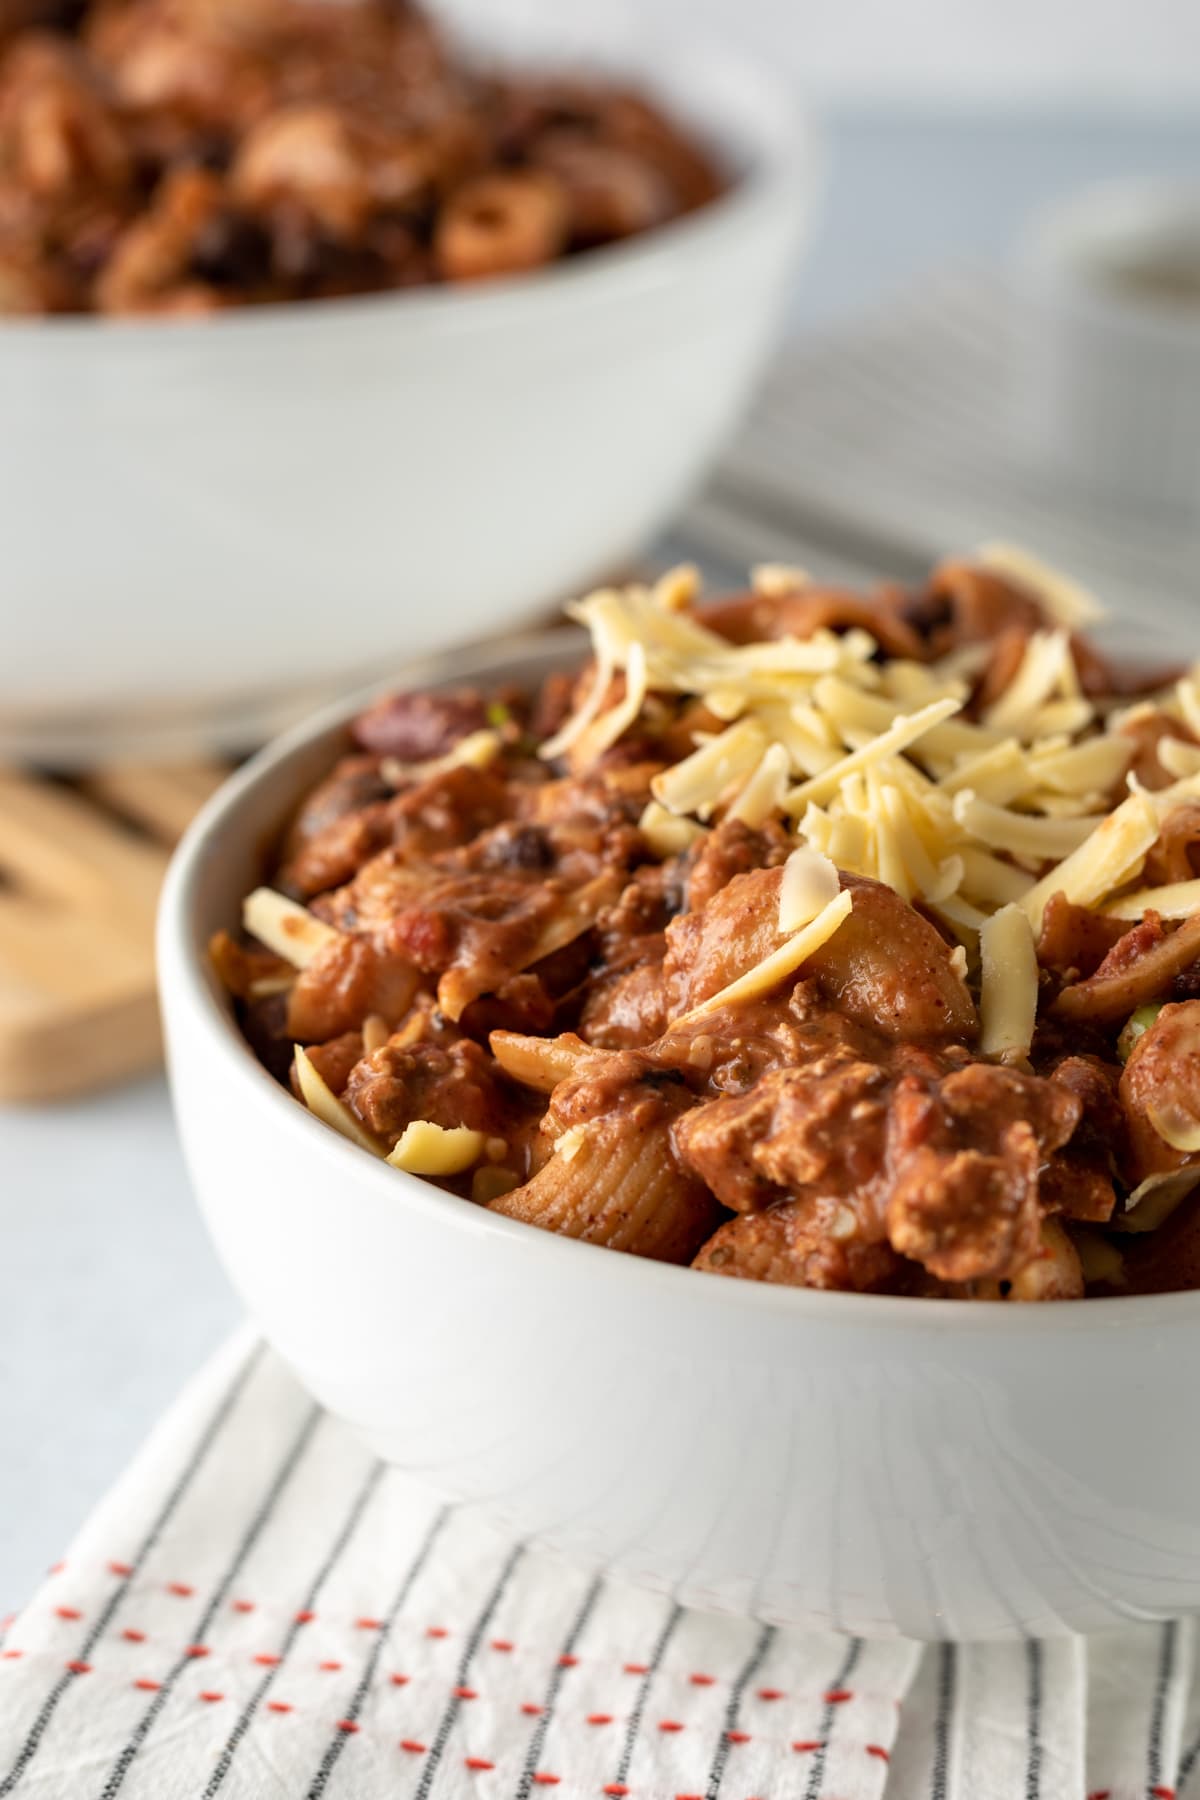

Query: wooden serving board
[0,761,228,1103]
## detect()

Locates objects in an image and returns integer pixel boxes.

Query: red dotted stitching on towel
[199,1692,224,1704]
[134,1679,159,1692]
[792,1740,824,1753]
[337,1720,359,1734]
[1087,1791,1112,1799]
[689,1673,715,1686]
[232,1600,256,1614]
[167,1582,193,1597]
[623,1663,648,1675]
[295,1610,315,1625]
[465,1756,494,1772]
[1151,1789,1176,1799]
[587,1714,613,1726]
[122,1629,145,1643]
[521,1703,542,1717]
[867,1745,890,1762]
[319,1661,342,1672]
[725,1730,751,1744]
[427,1626,448,1639]
[254,1654,281,1667]
[604,1782,629,1795]
[357,1617,383,1631]
[677,1792,705,1799]
[186,1645,210,1659]
[390,1674,409,1687]
[455,1686,478,1701]
[757,1688,784,1701]
[824,1689,854,1704]
[558,1654,579,1668]
[532,1775,560,1786]
[491,1639,514,1653]
[66,1661,91,1675]
[108,1561,132,1578]
[267,1701,292,1714]
[48,1562,65,1576]
[2,1651,23,1661]
[55,1607,82,1621]
[400,1740,427,1754]
[658,1720,684,1733]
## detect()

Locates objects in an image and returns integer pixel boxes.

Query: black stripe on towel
[1025,1640,1043,1800]
[98,1402,323,1800]
[512,1575,605,1800]
[610,1602,682,1792]
[410,1540,525,1800]
[1178,1723,1200,1796]
[706,1622,776,1800]
[304,1500,451,1800]
[201,1459,386,1797]
[930,1644,957,1800]
[800,1637,864,1800]
[1147,1621,1178,1799]
[0,1342,265,1800]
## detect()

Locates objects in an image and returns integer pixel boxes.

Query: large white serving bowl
[0,14,815,763]
[158,632,1200,1643]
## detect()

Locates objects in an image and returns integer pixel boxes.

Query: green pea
[1117,1002,1164,1062]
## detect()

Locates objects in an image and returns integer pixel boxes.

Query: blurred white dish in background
[160,629,1200,1642]
[0,12,816,765]
[1016,179,1200,516]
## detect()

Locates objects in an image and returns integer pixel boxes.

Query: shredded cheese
[244,889,339,968]
[976,542,1105,628]
[293,1047,381,1155]
[386,1121,486,1176]
[381,727,500,787]
[1019,790,1161,933]
[778,845,840,932]
[978,904,1039,1060]
[674,889,853,1025]
[1105,879,1200,920]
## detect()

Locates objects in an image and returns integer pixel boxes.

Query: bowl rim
[159,625,1200,1335]
[0,27,816,348]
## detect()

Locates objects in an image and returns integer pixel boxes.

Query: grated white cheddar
[1019,790,1161,933]
[244,888,339,968]
[673,889,853,1025]
[293,1047,381,1155]
[978,904,1039,1060]
[387,1121,487,1176]
[778,845,840,932]
[1104,879,1200,920]
[976,542,1106,628]
[381,727,500,787]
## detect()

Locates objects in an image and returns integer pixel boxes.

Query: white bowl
[1015,179,1200,515]
[0,14,815,764]
[158,629,1200,1642]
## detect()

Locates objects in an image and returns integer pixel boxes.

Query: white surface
[5,106,1200,1617]
[0,1080,238,1615]
[649,0,1200,106]
[158,632,1200,1641]
[0,23,811,761]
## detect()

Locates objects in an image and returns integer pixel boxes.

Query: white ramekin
[1015,179,1200,516]
[158,631,1200,1642]
[0,11,817,763]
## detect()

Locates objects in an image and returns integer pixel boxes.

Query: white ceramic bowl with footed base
[158,633,1200,1642]
[0,12,816,764]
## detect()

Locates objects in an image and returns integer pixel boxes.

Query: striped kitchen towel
[0,1331,1196,1799]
